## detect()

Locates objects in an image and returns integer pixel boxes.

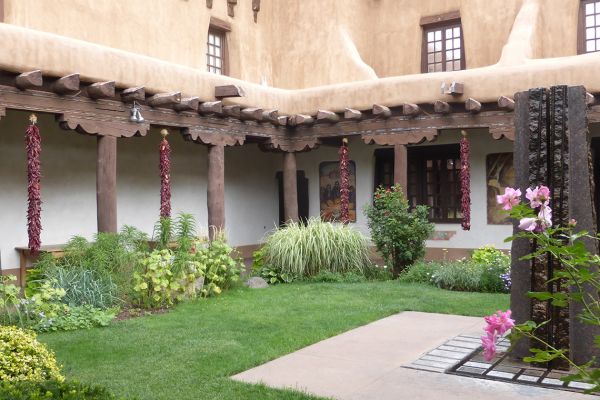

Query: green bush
[431,260,482,292]
[262,218,371,279]
[34,305,117,332]
[398,261,442,284]
[0,326,63,382]
[252,249,292,284]
[0,380,128,400]
[196,237,242,296]
[363,265,394,281]
[364,184,434,278]
[305,270,366,283]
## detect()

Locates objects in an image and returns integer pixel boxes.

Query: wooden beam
[433,100,450,114]
[498,96,515,111]
[173,97,200,112]
[465,98,481,113]
[241,107,264,121]
[52,73,80,94]
[344,108,362,120]
[223,104,241,118]
[97,135,117,233]
[199,101,223,114]
[373,104,391,118]
[288,114,314,127]
[262,109,279,123]
[586,92,596,106]
[87,81,115,99]
[394,144,408,195]
[316,109,340,123]
[120,87,145,103]
[15,70,43,90]
[402,103,421,116]
[207,144,225,241]
[283,152,298,222]
[276,116,288,126]
[147,92,181,108]
[215,84,245,99]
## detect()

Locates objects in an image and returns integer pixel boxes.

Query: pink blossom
[481,332,497,361]
[518,217,537,232]
[496,187,521,210]
[518,206,552,232]
[526,186,550,208]
[484,310,515,336]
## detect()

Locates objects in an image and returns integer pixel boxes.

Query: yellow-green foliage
[0,326,63,382]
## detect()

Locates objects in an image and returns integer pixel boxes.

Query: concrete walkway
[232,312,593,399]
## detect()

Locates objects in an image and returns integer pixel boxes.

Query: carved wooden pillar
[394,144,408,195]
[207,144,225,241]
[96,135,117,232]
[283,152,299,222]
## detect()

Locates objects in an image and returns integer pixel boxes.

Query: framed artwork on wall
[486,152,515,224]
[319,161,357,222]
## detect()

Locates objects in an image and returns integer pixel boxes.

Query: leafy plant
[305,270,366,283]
[398,261,442,284]
[0,275,22,325]
[133,249,179,309]
[34,305,117,332]
[0,379,128,400]
[364,184,434,278]
[252,249,291,284]
[431,260,482,292]
[262,218,371,279]
[195,236,242,296]
[0,326,64,382]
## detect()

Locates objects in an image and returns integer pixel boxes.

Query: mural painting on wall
[319,161,357,222]
[486,152,515,224]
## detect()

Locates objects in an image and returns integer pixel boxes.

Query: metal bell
[129,102,144,123]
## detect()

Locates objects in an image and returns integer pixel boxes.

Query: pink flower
[496,187,521,210]
[526,186,550,208]
[518,206,552,232]
[481,332,497,361]
[484,310,515,336]
[518,217,537,232]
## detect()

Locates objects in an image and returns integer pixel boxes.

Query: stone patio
[232,312,594,399]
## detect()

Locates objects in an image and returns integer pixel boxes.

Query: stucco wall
[0,112,280,270]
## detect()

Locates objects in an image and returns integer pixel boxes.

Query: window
[407,145,461,223]
[206,17,230,75]
[580,0,600,53]
[421,11,465,73]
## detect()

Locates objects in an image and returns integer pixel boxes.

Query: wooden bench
[14,245,67,288]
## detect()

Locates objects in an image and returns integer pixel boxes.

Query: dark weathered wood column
[207,144,225,240]
[96,135,117,232]
[283,151,298,222]
[394,144,408,194]
[567,85,600,365]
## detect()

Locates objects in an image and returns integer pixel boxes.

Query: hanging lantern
[339,137,350,224]
[26,114,42,255]
[460,130,471,231]
[159,129,172,219]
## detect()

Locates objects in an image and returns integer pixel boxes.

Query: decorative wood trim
[15,71,43,90]
[183,127,244,146]
[489,125,515,141]
[209,16,232,32]
[362,129,438,146]
[420,10,460,26]
[265,137,320,152]
[58,112,150,138]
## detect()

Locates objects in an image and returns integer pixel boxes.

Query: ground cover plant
[260,217,371,279]
[364,184,434,278]
[39,282,509,400]
[0,380,128,400]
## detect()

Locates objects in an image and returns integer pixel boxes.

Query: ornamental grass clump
[262,218,371,279]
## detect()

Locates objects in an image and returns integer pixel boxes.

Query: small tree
[364,184,433,278]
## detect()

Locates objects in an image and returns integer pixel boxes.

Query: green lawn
[39,282,508,400]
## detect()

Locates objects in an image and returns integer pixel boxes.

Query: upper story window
[420,11,465,73]
[580,0,600,53]
[207,17,230,75]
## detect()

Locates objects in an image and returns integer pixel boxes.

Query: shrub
[305,270,366,283]
[364,184,434,278]
[363,265,394,281]
[262,218,371,279]
[34,305,117,332]
[0,326,63,382]
[431,260,482,292]
[0,380,127,400]
[252,249,292,284]
[398,261,442,284]
[196,236,242,296]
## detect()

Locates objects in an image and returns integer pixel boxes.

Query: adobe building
[1,0,600,278]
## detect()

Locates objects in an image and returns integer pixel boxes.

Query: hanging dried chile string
[339,138,350,224]
[159,129,172,219]
[26,114,42,255]
[460,130,471,230]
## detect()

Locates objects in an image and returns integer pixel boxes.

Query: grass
[39,282,509,400]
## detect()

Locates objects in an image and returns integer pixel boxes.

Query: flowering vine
[339,138,350,224]
[25,114,42,255]
[459,131,470,230]
[159,129,171,219]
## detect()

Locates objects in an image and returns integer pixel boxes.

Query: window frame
[420,11,466,73]
[407,144,462,224]
[578,0,600,54]
[207,17,230,76]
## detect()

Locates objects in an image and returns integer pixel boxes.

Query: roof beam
[373,104,391,118]
[240,107,264,121]
[344,108,362,120]
[215,84,245,99]
[288,114,314,127]
[199,101,223,114]
[223,104,241,118]
[147,92,181,108]
[87,81,115,99]
[173,97,200,112]
[402,103,421,116]
[465,98,481,113]
[52,73,80,95]
[120,87,145,103]
[433,100,450,114]
[497,96,515,111]
[15,70,43,90]
[316,109,340,123]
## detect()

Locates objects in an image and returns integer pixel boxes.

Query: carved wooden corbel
[57,113,149,138]
[362,129,438,145]
[489,125,515,141]
[183,127,245,147]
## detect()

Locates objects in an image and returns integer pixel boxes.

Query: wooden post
[394,144,408,195]
[207,144,225,241]
[283,152,299,222]
[96,135,117,232]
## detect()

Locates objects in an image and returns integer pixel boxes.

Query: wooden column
[96,135,117,232]
[207,144,225,240]
[394,144,408,194]
[283,152,298,222]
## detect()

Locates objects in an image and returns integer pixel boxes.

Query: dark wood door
[374,148,394,191]
[276,170,309,226]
